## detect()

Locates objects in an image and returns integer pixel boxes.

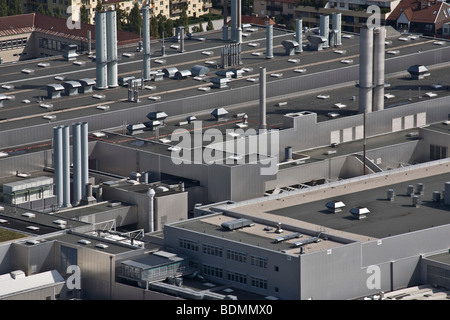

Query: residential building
[386,0,450,36]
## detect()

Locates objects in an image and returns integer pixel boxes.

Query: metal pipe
[320,15,329,48]
[230,0,237,41]
[87,30,92,54]
[266,22,273,59]
[147,188,155,232]
[295,19,303,53]
[236,0,242,43]
[179,27,185,53]
[373,26,385,111]
[259,67,267,131]
[332,13,342,46]
[72,123,82,206]
[53,126,63,208]
[106,9,118,88]
[95,11,108,89]
[81,122,89,199]
[62,125,71,208]
[142,6,151,81]
[359,27,374,114]
[222,0,228,41]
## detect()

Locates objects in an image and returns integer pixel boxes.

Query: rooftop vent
[407,65,430,80]
[387,189,395,201]
[293,236,321,247]
[211,107,228,120]
[350,207,370,220]
[221,218,254,231]
[326,200,345,213]
[95,243,109,249]
[275,232,302,243]
[22,212,36,218]
[78,239,91,245]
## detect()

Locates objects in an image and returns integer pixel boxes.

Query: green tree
[206,17,214,31]
[150,15,159,38]
[54,6,62,18]
[115,6,127,31]
[36,4,46,15]
[179,8,189,30]
[0,0,8,17]
[198,22,204,32]
[95,0,103,13]
[157,12,167,38]
[127,1,142,34]
[80,5,89,24]
[165,18,174,38]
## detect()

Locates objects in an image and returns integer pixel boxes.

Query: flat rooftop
[225,169,450,239]
[0,25,448,150]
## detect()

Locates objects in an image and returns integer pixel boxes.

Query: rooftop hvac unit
[275,232,302,243]
[326,200,345,213]
[407,65,430,80]
[211,107,228,120]
[221,218,254,231]
[350,207,370,220]
[293,236,321,247]
[162,67,178,78]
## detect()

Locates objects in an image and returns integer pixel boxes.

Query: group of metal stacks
[95,9,118,89]
[53,122,90,208]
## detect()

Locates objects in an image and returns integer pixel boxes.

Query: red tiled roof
[388,0,449,24]
[0,13,140,45]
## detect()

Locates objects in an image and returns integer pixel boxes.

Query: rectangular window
[251,276,268,289]
[202,264,223,278]
[179,238,199,251]
[226,249,247,263]
[251,255,267,268]
[202,244,223,257]
[227,271,247,284]
[60,245,78,271]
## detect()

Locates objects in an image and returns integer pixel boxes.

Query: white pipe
[72,123,82,206]
[147,188,155,232]
[142,6,151,81]
[106,10,118,88]
[373,26,385,111]
[359,27,374,114]
[62,125,72,208]
[95,11,108,89]
[81,122,89,199]
[53,126,63,208]
[259,67,267,131]
[296,19,303,53]
[266,23,273,59]
[332,13,341,46]
[320,15,329,48]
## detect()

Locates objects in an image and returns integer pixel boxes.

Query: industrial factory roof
[218,165,450,239]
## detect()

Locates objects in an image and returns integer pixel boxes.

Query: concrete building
[0,11,449,300]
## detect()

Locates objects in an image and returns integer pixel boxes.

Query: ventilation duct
[53,126,63,208]
[95,11,108,89]
[259,67,267,131]
[62,126,71,208]
[147,188,155,232]
[72,123,82,206]
[142,6,151,81]
[373,26,385,111]
[295,19,303,53]
[358,27,374,114]
[266,22,273,59]
[332,13,342,46]
[320,15,329,49]
[106,9,118,88]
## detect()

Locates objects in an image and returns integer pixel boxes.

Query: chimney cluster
[95,9,118,89]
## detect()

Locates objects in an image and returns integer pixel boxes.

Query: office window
[60,245,78,271]
[202,264,223,278]
[251,255,267,268]
[226,249,247,263]
[202,243,223,257]
[430,144,448,160]
[251,276,268,289]
[227,271,247,284]
[179,238,199,251]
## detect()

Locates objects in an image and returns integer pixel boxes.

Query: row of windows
[0,38,28,51]
[180,239,269,269]
[39,38,71,53]
[205,265,268,290]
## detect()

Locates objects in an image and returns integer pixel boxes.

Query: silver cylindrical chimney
[259,67,267,131]
[81,122,89,198]
[358,27,374,114]
[373,26,385,112]
[62,125,71,208]
[106,9,118,88]
[147,188,155,232]
[285,147,293,161]
[320,15,329,48]
[230,0,237,41]
[87,30,92,54]
[295,19,303,53]
[332,13,342,46]
[222,0,228,41]
[95,11,108,89]
[236,0,242,43]
[72,123,82,206]
[266,22,273,59]
[142,6,151,81]
[53,126,63,208]
[179,27,185,53]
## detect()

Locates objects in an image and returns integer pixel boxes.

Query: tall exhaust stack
[81,122,89,199]
[72,123,82,206]
[53,126,63,208]
[142,6,151,81]
[359,27,374,114]
[230,0,236,42]
[106,9,118,88]
[332,13,342,46]
[373,26,385,111]
[259,67,267,131]
[295,19,303,53]
[266,22,273,59]
[236,0,242,43]
[320,15,329,48]
[147,188,155,232]
[62,125,71,208]
[95,11,108,89]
